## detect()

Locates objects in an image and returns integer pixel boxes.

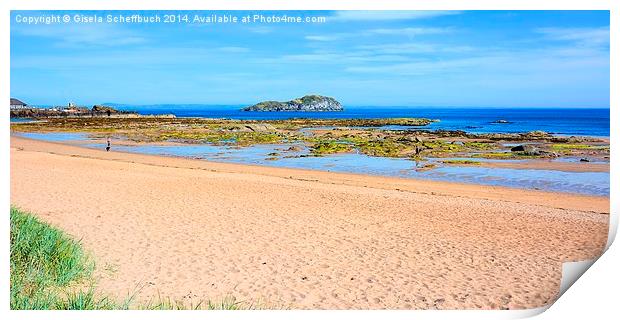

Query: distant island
[242,95,343,112]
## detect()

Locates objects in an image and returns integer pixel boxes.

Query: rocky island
[242,95,343,112]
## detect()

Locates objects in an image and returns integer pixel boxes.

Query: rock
[510,145,527,152]
[242,95,343,112]
[520,131,551,140]
[92,105,119,114]
[510,145,541,155]
[539,151,559,158]
[526,130,550,138]
[580,158,590,162]
[567,136,586,143]
[481,133,514,140]
[11,105,139,118]
[397,136,417,143]
[491,119,511,124]
[244,123,275,132]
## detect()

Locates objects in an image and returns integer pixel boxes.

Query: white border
[1,1,617,319]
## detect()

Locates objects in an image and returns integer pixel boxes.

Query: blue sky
[10,10,610,107]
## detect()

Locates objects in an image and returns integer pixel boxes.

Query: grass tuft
[10,206,259,310]
[10,206,94,309]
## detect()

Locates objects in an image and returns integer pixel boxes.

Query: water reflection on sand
[17,132,610,196]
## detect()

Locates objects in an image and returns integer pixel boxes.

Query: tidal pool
[18,132,91,142]
[15,132,610,196]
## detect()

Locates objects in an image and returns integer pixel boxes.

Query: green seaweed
[550,144,609,151]
[441,159,482,165]
[311,140,352,155]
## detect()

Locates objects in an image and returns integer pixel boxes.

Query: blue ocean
[114,105,610,137]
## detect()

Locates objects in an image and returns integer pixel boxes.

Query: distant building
[10,98,27,109]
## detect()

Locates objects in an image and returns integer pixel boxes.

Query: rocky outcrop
[269,118,435,127]
[510,144,542,156]
[92,105,119,114]
[10,105,149,119]
[522,131,551,139]
[243,123,276,132]
[242,95,343,112]
[510,145,536,152]
[510,144,558,158]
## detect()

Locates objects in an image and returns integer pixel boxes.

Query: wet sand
[10,136,609,309]
[455,160,609,173]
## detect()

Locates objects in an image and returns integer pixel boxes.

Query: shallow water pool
[16,132,610,196]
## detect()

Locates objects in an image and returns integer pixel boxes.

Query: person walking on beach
[106,137,111,152]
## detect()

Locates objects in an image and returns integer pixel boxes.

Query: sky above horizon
[10,10,610,108]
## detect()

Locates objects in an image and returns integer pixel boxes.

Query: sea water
[111,105,610,137]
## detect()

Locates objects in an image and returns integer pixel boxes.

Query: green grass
[10,206,100,309]
[10,207,255,310]
[140,295,250,310]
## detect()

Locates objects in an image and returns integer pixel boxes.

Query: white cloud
[345,57,493,75]
[11,47,239,69]
[345,46,608,76]
[536,27,609,47]
[216,46,250,53]
[304,34,347,41]
[278,53,341,62]
[330,10,461,22]
[247,26,274,34]
[367,27,451,36]
[305,27,452,42]
[263,51,410,64]
[355,43,474,55]
[13,23,147,47]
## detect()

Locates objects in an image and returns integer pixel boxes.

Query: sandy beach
[10,136,609,309]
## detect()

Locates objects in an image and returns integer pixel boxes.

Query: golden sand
[10,137,609,309]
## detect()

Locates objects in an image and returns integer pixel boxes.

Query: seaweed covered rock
[510,144,540,155]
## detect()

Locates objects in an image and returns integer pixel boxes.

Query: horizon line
[15,101,611,110]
